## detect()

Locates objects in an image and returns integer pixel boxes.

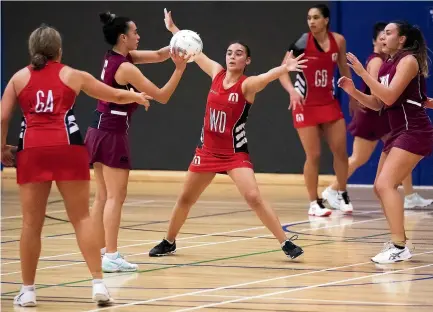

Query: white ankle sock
[21,285,35,292]
[105,252,119,260]
[100,247,106,255]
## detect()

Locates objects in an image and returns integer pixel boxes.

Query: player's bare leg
[330,136,378,190]
[371,148,421,264]
[89,162,107,256]
[14,182,51,307]
[297,126,331,217]
[56,180,113,305]
[228,167,303,259]
[149,171,216,257]
[99,165,136,272]
[321,119,353,213]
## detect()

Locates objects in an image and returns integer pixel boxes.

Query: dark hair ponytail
[393,20,430,77]
[99,11,132,46]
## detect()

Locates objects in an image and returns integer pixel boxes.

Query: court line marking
[1,209,388,274]
[0,200,155,220]
[196,294,431,307]
[174,262,433,312]
[85,251,433,311]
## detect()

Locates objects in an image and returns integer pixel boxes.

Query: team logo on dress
[192,155,201,165]
[331,53,338,62]
[228,93,239,104]
[295,113,304,123]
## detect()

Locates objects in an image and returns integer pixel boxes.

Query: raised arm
[116,51,187,104]
[243,52,307,101]
[347,53,418,106]
[163,8,223,79]
[129,46,171,64]
[77,70,152,108]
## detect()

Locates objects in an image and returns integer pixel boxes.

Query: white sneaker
[92,282,114,306]
[404,193,433,209]
[338,191,353,214]
[321,187,340,209]
[102,253,138,273]
[308,200,332,217]
[13,288,37,307]
[371,242,412,264]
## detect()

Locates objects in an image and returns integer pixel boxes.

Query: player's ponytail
[99,11,132,46]
[28,24,62,71]
[31,53,48,70]
[99,11,116,25]
[393,20,430,77]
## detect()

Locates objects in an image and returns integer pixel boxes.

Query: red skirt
[16,145,90,184]
[188,148,253,173]
[292,102,344,128]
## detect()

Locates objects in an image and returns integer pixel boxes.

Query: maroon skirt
[84,127,131,170]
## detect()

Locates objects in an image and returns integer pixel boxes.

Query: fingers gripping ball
[169,30,203,63]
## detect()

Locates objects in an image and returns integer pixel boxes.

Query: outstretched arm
[129,46,171,64]
[163,8,223,79]
[243,52,307,99]
[77,70,152,109]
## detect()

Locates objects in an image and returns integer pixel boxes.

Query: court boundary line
[85,251,433,311]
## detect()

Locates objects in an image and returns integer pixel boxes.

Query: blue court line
[3,257,433,276]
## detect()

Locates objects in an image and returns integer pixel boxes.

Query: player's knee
[374,176,391,197]
[244,189,262,207]
[178,193,198,207]
[332,146,348,161]
[22,216,45,234]
[106,187,127,204]
[305,150,321,164]
[349,154,367,168]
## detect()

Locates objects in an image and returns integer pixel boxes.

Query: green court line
[1,231,389,296]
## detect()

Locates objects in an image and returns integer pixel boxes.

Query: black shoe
[282,235,303,259]
[149,239,176,257]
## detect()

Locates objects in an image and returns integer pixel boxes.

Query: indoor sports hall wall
[2,1,331,174]
[2,1,432,185]
[329,1,433,186]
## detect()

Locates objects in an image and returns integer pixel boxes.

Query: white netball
[169,29,203,63]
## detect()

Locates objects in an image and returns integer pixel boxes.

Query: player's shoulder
[13,67,31,81]
[331,32,346,44]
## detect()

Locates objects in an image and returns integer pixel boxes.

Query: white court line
[349,184,433,190]
[85,251,433,311]
[198,294,430,307]
[0,209,385,274]
[173,262,433,312]
[0,200,155,220]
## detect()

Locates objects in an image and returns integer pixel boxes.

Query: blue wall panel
[330,1,433,185]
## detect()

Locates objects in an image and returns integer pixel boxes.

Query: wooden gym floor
[1,169,433,311]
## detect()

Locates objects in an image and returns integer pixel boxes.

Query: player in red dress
[326,22,432,209]
[0,25,151,307]
[338,21,433,263]
[148,9,307,259]
[279,4,354,217]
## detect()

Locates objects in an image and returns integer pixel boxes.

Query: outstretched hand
[170,47,192,69]
[283,51,308,72]
[131,88,152,111]
[346,52,366,77]
[337,76,356,95]
[164,8,178,33]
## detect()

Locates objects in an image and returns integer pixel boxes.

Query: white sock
[100,247,106,255]
[105,252,119,260]
[165,238,174,244]
[92,279,104,285]
[21,285,35,292]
